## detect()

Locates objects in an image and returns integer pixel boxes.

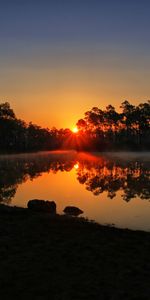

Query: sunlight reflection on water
[0,151,150,231]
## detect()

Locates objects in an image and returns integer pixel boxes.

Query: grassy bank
[0,205,150,300]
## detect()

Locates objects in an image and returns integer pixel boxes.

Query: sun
[72,126,78,133]
[74,163,79,169]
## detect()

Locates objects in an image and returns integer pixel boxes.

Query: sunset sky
[0,0,150,129]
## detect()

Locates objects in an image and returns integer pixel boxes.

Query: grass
[0,204,150,300]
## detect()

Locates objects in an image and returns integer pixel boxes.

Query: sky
[0,0,150,129]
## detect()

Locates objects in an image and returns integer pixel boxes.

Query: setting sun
[74,163,79,169]
[72,126,78,133]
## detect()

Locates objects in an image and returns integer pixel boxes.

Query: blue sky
[0,0,150,128]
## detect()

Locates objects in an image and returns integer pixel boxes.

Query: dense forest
[76,101,150,150]
[0,101,150,152]
[0,102,71,152]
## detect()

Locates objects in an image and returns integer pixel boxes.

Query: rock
[63,206,83,216]
[27,199,56,214]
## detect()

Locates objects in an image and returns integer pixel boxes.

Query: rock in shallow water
[27,199,56,214]
[63,206,83,216]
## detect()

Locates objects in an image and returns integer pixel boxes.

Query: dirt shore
[0,204,150,299]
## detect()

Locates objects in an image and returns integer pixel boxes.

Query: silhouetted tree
[76,100,150,150]
[0,101,149,152]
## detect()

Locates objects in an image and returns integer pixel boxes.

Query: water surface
[0,151,150,231]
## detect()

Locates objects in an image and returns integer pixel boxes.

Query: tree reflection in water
[0,152,76,204]
[0,152,149,204]
[76,155,150,202]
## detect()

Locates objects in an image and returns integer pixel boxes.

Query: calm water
[0,151,150,231]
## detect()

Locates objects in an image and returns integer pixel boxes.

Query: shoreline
[1,203,150,233]
[0,204,150,299]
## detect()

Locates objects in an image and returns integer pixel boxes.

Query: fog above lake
[0,151,150,231]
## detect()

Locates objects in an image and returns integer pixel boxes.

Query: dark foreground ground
[0,205,150,300]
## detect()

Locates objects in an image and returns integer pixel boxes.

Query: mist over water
[0,151,149,231]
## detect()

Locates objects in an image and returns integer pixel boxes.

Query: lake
[0,151,150,231]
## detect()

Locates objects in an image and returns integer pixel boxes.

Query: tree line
[76,100,150,150]
[0,102,72,152]
[0,100,150,152]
